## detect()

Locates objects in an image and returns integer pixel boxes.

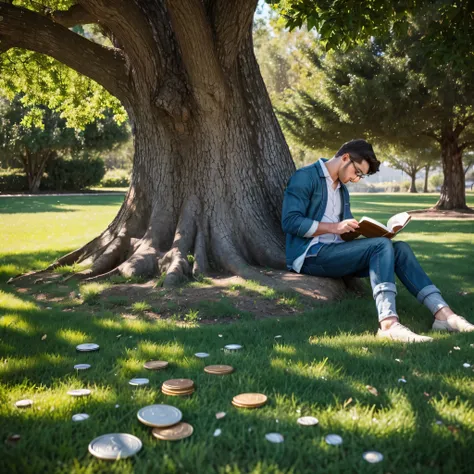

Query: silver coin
[137,404,182,428]
[68,389,92,397]
[325,434,343,445]
[265,432,284,443]
[88,433,142,460]
[195,352,210,358]
[15,399,33,408]
[72,413,90,422]
[363,451,384,463]
[76,343,100,352]
[297,416,319,426]
[74,364,91,370]
[129,378,149,386]
[224,344,242,350]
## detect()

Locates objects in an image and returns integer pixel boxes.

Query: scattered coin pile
[13,337,388,465]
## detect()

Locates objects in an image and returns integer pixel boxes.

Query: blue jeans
[300,237,448,322]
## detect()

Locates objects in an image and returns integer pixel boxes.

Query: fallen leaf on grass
[366,385,379,396]
[447,425,460,434]
[5,434,21,445]
[343,397,353,408]
[41,334,47,341]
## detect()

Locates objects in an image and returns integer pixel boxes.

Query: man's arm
[309,220,359,237]
[281,170,318,237]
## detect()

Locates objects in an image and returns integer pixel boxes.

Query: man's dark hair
[335,139,380,174]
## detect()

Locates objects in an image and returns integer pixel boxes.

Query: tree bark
[409,173,418,193]
[434,131,471,211]
[423,163,430,193]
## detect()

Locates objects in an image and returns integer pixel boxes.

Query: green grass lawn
[1,193,474,473]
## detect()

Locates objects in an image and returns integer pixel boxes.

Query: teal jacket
[281,159,353,270]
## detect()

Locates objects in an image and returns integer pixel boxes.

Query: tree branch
[423,129,442,143]
[210,0,258,70]
[460,141,474,152]
[78,0,161,89]
[0,2,129,100]
[51,4,96,28]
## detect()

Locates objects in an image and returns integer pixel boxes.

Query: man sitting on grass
[282,139,474,342]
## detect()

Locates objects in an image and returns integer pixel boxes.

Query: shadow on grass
[0,195,125,215]
[0,250,71,283]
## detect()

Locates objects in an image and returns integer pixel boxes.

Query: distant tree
[0,96,129,192]
[276,3,474,210]
[385,146,440,193]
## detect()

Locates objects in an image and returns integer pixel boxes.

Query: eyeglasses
[349,158,368,180]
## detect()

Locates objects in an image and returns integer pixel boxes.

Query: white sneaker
[377,322,433,343]
[432,315,474,332]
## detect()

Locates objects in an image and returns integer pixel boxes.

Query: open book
[341,212,412,241]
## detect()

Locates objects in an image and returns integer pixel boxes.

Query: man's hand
[334,219,359,235]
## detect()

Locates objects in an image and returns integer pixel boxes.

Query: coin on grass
[231,400,265,409]
[15,399,33,408]
[76,343,100,352]
[162,379,194,391]
[152,422,194,441]
[325,434,343,445]
[297,416,319,426]
[224,344,242,351]
[137,404,182,428]
[143,360,169,370]
[129,378,149,386]
[72,413,90,422]
[265,433,284,443]
[363,451,384,463]
[233,393,267,407]
[88,433,142,460]
[195,352,210,358]
[161,387,195,397]
[68,389,92,397]
[74,364,91,370]
[204,365,234,375]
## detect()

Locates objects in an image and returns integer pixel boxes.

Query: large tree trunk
[434,131,470,211]
[1,1,358,294]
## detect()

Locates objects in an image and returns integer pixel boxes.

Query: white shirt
[292,160,345,273]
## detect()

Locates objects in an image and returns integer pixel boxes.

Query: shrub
[100,168,130,187]
[0,168,28,193]
[429,174,444,190]
[43,156,105,191]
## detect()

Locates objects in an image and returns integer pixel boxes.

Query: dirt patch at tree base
[11,271,368,324]
[408,209,474,219]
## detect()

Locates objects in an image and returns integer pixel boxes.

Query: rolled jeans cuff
[373,282,397,322]
[417,284,448,315]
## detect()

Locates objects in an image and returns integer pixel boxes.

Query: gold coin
[233,393,267,407]
[162,379,194,391]
[152,422,194,441]
[162,387,195,396]
[143,360,169,370]
[231,400,266,409]
[204,365,234,375]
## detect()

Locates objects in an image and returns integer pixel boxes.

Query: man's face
[338,153,370,184]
